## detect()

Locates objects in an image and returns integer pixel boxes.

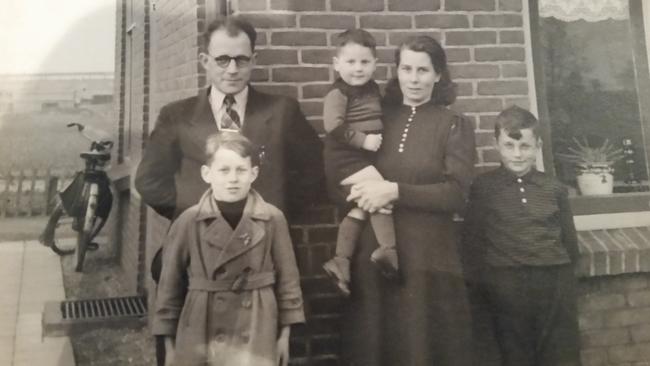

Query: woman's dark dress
[340,102,476,366]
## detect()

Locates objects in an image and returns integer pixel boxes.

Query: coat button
[241,332,250,343]
[214,330,226,343]
[242,298,252,308]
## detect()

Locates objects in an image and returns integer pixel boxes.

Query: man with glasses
[135,15,324,366]
[136,15,324,219]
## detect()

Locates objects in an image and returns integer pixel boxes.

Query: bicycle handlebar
[67,122,113,149]
[66,122,84,131]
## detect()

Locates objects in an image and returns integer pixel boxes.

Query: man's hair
[334,28,377,56]
[204,15,257,52]
[205,132,260,167]
[494,105,541,140]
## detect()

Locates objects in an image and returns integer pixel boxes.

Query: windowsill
[570,191,650,215]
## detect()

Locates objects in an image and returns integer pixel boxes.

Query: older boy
[463,106,581,366]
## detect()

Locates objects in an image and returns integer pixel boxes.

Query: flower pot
[577,172,614,195]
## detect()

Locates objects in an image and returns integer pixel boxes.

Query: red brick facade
[109,1,650,364]
[578,274,650,366]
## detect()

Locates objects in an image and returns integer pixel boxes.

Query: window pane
[539,14,649,191]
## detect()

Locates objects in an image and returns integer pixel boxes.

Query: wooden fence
[0,168,77,217]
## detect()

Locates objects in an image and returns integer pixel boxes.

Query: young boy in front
[321,29,398,296]
[151,132,304,366]
[463,106,582,366]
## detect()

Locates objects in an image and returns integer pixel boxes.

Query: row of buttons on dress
[517,177,527,204]
[398,106,417,153]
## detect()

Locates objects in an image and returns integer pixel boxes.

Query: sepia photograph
[1,0,649,365]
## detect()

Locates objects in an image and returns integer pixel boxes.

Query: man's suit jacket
[135,86,325,221]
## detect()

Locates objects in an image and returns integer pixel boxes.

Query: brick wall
[578,274,650,366]
[110,0,152,294]
[112,1,650,365]
[142,0,211,297]
[230,1,532,363]
[286,206,341,365]
[233,0,531,172]
[116,0,126,163]
[113,0,536,363]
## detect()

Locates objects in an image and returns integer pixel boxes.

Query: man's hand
[164,337,176,366]
[276,326,290,366]
[362,134,383,151]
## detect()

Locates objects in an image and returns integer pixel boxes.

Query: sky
[0,0,116,74]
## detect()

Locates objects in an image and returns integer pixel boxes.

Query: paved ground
[0,240,75,366]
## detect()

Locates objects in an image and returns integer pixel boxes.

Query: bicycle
[39,123,114,272]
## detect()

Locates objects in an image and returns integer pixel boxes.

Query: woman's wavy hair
[383,35,456,106]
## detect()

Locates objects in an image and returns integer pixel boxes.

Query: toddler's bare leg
[369,212,399,279]
[340,165,383,185]
[323,208,368,297]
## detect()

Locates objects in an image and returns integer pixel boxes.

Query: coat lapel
[241,87,272,145]
[187,88,219,148]
[210,217,266,274]
[197,191,270,276]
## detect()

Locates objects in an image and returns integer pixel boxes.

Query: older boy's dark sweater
[464,166,579,267]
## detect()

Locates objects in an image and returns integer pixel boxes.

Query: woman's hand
[276,326,291,366]
[347,181,399,213]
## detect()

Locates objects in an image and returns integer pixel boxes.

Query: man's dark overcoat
[135,86,325,221]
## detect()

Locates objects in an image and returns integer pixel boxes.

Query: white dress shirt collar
[209,86,249,128]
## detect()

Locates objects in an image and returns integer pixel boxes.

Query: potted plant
[557,137,624,195]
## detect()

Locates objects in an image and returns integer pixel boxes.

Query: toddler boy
[321,29,397,296]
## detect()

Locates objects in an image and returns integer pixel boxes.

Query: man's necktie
[221,94,241,130]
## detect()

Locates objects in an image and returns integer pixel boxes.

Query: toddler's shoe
[370,247,399,279]
[322,256,351,297]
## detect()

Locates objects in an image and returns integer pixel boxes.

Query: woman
[340,35,476,366]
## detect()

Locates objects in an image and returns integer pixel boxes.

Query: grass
[1,106,156,365]
[0,106,114,171]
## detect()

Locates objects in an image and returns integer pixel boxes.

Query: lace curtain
[539,0,629,21]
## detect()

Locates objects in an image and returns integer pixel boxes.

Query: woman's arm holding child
[348,116,475,213]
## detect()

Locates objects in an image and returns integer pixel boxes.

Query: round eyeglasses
[211,55,252,68]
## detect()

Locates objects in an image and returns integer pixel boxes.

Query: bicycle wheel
[40,201,75,255]
[73,183,98,272]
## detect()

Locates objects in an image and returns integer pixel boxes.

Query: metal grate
[60,296,147,320]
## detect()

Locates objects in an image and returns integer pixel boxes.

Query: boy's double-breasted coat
[151,190,304,366]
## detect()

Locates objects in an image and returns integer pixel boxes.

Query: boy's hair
[204,15,257,52]
[334,28,377,56]
[205,132,260,167]
[494,105,541,140]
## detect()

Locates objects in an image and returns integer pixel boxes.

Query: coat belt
[188,272,276,292]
